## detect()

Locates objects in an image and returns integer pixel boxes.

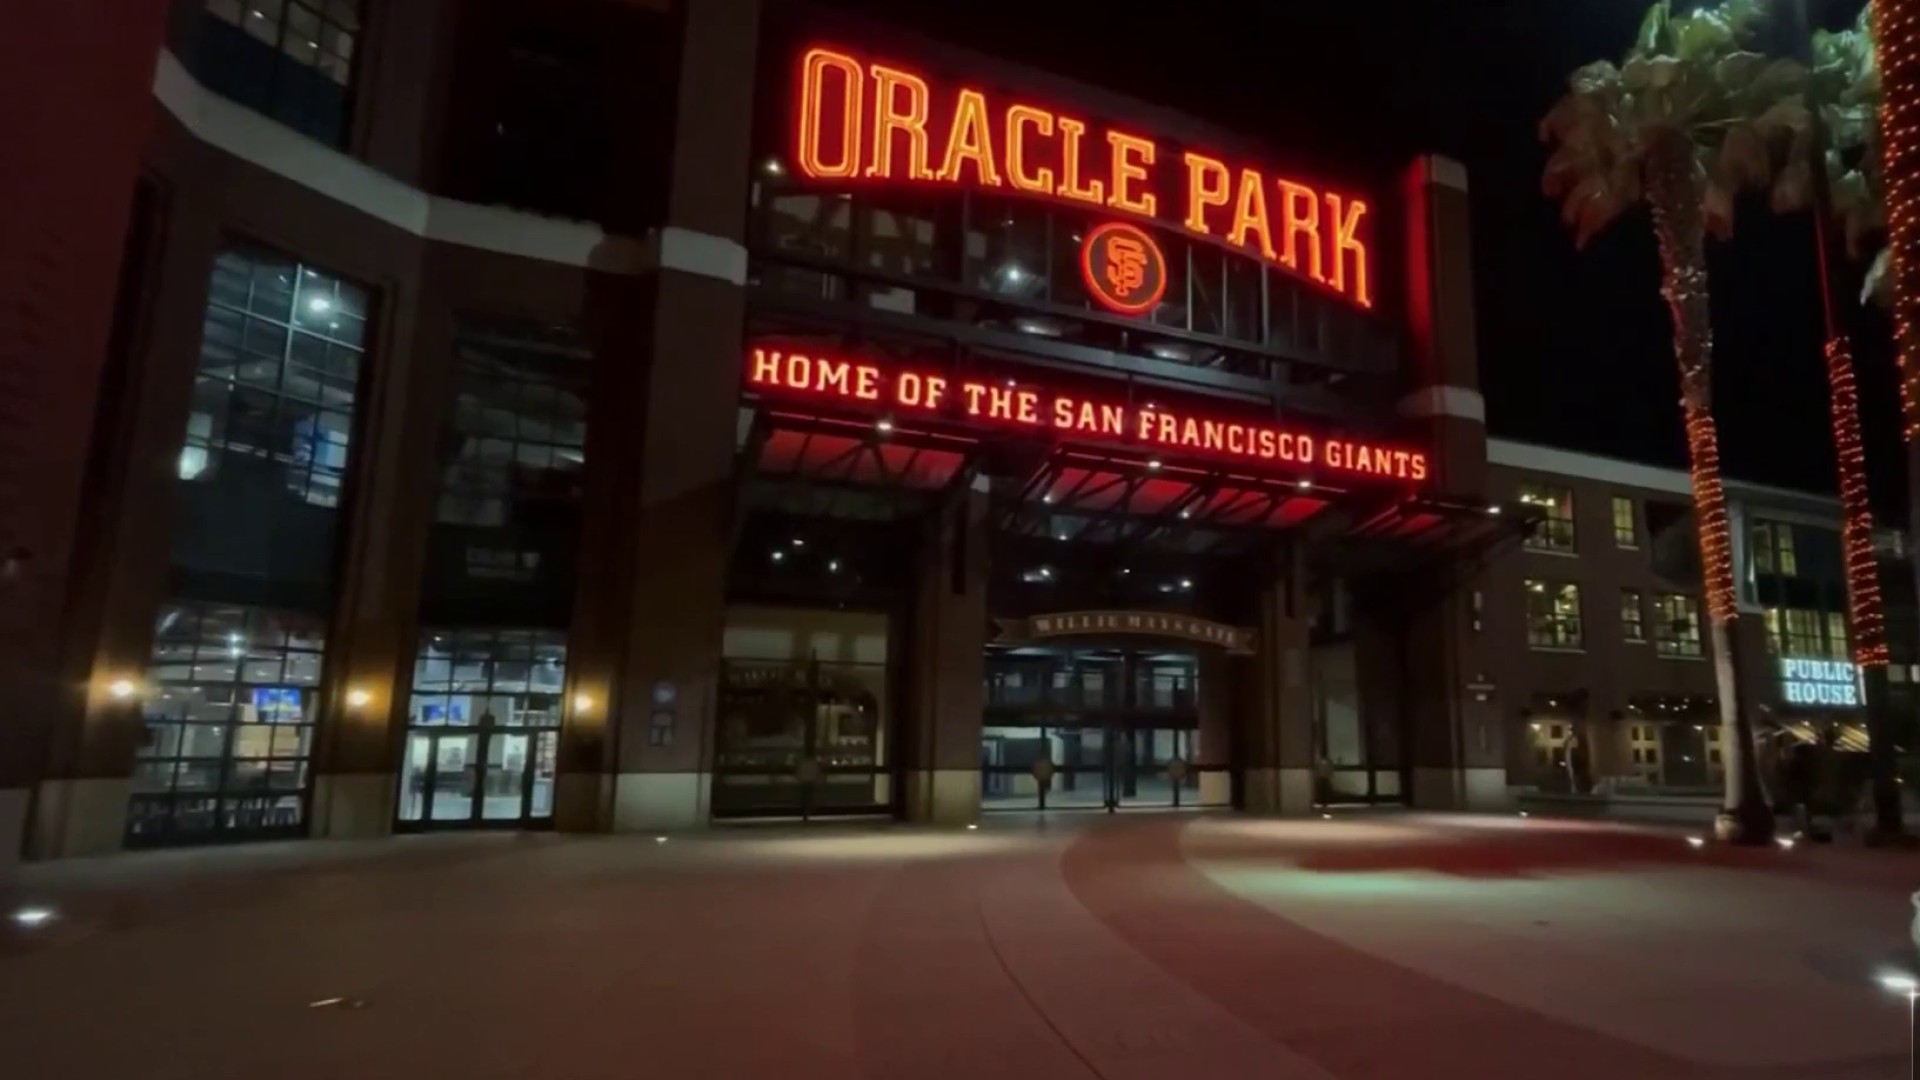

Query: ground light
[11,906,55,928]
[1876,972,1918,1078]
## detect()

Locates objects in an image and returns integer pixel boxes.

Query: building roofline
[1485,438,1841,510]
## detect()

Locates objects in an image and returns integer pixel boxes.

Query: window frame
[1611,496,1637,548]
[1653,593,1705,658]
[1518,483,1576,553]
[1621,589,1646,643]
[1524,579,1584,651]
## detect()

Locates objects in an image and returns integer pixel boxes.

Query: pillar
[900,482,989,824]
[0,1,172,868]
[558,0,759,833]
[1196,648,1234,805]
[1241,546,1316,815]
[1395,153,1507,811]
[305,263,441,839]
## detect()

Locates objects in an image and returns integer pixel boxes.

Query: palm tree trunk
[1775,0,1907,839]
[1645,132,1774,844]
[1875,0,1920,827]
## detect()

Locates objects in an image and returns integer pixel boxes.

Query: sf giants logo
[1080,222,1167,316]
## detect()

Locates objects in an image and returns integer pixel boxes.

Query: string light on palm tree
[1540,0,1805,843]
[1877,0,1920,439]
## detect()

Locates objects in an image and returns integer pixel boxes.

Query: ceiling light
[1146,459,1162,470]
[763,157,784,175]
[875,418,894,433]
[1180,578,1193,590]
[1487,504,1502,516]
[791,538,805,547]
[1297,480,1312,491]
[11,907,55,928]
[771,550,785,563]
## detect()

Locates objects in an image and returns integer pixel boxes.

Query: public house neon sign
[748,347,1428,482]
[794,48,1373,309]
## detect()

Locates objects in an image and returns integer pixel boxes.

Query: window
[400,629,567,824]
[1525,581,1583,649]
[1763,607,1851,661]
[198,0,361,145]
[434,318,588,529]
[172,247,369,604]
[1627,724,1660,778]
[1519,483,1575,552]
[1826,612,1851,662]
[1654,593,1704,657]
[128,601,326,845]
[1611,496,1637,548]
[1621,590,1646,642]
[182,248,367,505]
[1752,521,1798,577]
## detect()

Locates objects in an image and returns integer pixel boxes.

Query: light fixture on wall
[572,692,594,715]
[107,679,138,701]
[346,688,373,709]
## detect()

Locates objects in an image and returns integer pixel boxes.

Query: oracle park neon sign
[792,47,1374,309]
[747,347,1429,483]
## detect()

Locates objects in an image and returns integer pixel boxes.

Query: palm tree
[1541,0,1812,843]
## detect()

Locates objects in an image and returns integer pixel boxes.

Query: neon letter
[1277,180,1324,282]
[1183,152,1230,234]
[750,348,782,386]
[1056,116,1105,205]
[798,50,862,179]
[1107,131,1158,216]
[1227,169,1277,261]
[869,64,932,180]
[1327,193,1371,307]
[1005,105,1056,195]
[939,89,1003,186]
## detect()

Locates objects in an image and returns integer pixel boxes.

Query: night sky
[825,0,1902,515]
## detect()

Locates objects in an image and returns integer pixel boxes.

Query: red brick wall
[0,1,170,790]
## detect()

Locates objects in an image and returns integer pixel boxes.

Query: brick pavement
[0,814,1912,1079]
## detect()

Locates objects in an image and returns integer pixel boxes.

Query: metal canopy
[739,408,976,521]
[997,448,1329,555]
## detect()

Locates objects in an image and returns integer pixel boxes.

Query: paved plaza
[3,813,1920,1078]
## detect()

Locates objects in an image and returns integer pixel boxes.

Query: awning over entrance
[740,410,975,520]
[1001,449,1328,554]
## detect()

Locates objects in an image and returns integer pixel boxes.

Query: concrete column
[1393,153,1506,810]
[1196,648,1234,805]
[1401,587,1510,811]
[1241,548,1315,815]
[305,260,442,840]
[900,483,989,824]
[559,0,758,834]
[29,180,225,860]
[1397,154,1487,501]
[0,1,171,869]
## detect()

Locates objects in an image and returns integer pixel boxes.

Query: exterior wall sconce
[345,688,373,709]
[107,678,138,701]
[572,692,594,715]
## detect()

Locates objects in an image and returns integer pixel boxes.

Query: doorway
[398,727,557,827]
[396,627,566,831]
[980,645,1221,811]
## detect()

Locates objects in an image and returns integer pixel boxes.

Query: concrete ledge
[613,772,709,832]
[553,772,612,833]
[309,773,395,839]
[1242,768,1312,815]
[1197,771,1233,808]
[902,769,980,825]
[0,787,28,877]
[1411,767,1512,812]
[30,778,130,859]
[1518,791,1722,825]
